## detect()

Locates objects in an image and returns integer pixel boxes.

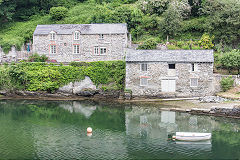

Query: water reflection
[59,101,97,118]
[0,100,239,159]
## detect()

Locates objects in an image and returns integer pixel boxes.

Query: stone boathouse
[125,49,214,98]
[33,23,131,62]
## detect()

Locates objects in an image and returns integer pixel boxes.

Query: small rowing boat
[173,132,211,141]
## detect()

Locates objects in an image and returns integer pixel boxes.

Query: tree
[137,0,169,16]
[220,50,240,74]
[160,0,191,38]
[201,0,240,46]
[50,6,68,20]
[0,0,16,23]
[137,38,158,50]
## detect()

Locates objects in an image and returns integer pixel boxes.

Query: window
[94,46,99,55]
[190,78,198,87]
[50,32,56,40]
[99,34,104,39]
[74,31,80,40]
[100,47,107,55]
[168,64,175,69]
[191,63,198,72]
[50,45,56,54]
[141,63,148,71]
[73,45,80,54]
[140,78,148,86]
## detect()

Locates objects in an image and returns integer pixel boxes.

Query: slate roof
[126,49,214,63]
[33,23,128,35]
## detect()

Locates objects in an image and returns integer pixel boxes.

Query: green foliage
[137,0,169,15]
[220,76,234,92]
[0,0,16,23]
[0,0,239,52]
[50,7,68,20]
[201,0,240,45]
[219,50,240,73]
[198,33,214,49]
[28,53,48,62]
[167,44,180,50]
[137,38,157,50]
[0,61,125,92]
[167,40,203,50]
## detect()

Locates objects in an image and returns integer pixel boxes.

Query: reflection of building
[125,106,214,157]
[125,107,178,139]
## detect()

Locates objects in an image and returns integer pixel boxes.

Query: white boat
[173,132,211,141]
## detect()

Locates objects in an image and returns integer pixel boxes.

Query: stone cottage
[33,23,131,62]
[125,49,214,98]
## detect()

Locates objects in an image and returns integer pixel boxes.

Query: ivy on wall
[0,61,126,92]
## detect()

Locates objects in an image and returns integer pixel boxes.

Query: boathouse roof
[125,49,214,63]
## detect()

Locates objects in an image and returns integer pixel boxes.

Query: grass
[217,86,240,100]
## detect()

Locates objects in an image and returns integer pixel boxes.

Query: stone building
[125,49,214,98]
[33,23,130,62]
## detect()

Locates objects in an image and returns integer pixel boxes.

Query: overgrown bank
[0,61,125,93]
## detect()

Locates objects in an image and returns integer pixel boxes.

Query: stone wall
[213,74,240,93]
[126,62,214,98]
[33,33,129,62]
[0,44,33,63]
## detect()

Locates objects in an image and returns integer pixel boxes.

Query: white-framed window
[50,31,56,40]
[100,47,107,55]
[74,31,80,40]
[94,46,99,55]
[191,63,199,72]
[99,34,104,39]
[73,45,80,54]
[50,45,56,54]
[141,63,148,71]
[190,78,198,87]
[140,77,148,86]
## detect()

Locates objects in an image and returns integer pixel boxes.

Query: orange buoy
[87,127,92,133]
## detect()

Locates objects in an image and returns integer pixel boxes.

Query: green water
[0,100,239,159]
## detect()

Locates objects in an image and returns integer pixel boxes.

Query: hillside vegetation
[0,0,239,54]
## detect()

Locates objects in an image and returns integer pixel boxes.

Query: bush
[28,53,48,62]
[219,50,240,74]
[137,38,157,49]
[220,76,234,92]
[198,33,214,49]
[50,7,68,20]
[167,44,180,50]
[1,61,126,92]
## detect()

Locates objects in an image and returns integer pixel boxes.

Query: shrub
[50,7,68,20]
[3,61,126,92]
[198,33,214,49]
[28,53,48,62]
[220,76,234,92]
[167,44,180,50]
[219,50,240,74]
[182,45,190,50]
[191,45,202,50]
[69,61,89,67]
[137,38,157,49]
[177,41,185,48]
